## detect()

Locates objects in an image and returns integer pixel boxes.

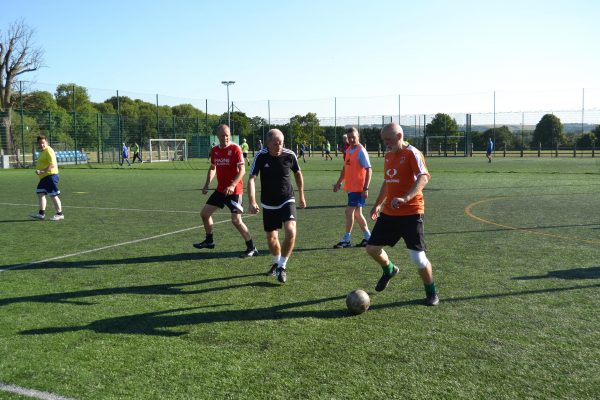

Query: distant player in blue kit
[299,142,306,163]
[120,142,131,166]
[248,129,306,283]
[486,138,494,163]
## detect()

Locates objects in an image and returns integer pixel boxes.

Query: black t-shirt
[250,148,300,207]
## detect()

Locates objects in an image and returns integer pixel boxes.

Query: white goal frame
[148,139,187,162]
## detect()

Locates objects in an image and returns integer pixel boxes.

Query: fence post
[573,143,576,158]
[538,142,541,157]
[503,144,506,157]
[470,142,473,157]
[555,143,558,158]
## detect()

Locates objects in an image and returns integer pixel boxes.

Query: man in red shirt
[366,122,439,306]
[193,124,258,258]
[341,133,350,160]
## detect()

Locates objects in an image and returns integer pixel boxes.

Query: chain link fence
[1,83,599,167]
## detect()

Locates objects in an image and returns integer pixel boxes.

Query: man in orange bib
[333,127,372,248]
[366,122,439,306]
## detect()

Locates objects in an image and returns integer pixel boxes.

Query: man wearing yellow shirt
[31,135,64,221]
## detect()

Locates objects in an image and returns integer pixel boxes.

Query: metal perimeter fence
[1,83,599,167]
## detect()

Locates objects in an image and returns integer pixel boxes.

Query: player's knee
[366,244,381,257]
[409,250,430,269]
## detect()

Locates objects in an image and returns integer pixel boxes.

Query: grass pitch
[1,156,599,399]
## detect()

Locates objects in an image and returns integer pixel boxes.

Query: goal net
[149,139,187,162]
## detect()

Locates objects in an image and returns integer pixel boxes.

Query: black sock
[206,234,214,243]
[57,211,63,216]
[246,239,254,250]
[39,210,45,216]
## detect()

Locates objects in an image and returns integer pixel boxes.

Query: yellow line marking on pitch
[464,197,600,245]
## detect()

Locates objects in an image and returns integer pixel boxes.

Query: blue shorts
[347,192,366,207]
[36,174,60,197]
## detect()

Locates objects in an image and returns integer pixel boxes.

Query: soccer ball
[346,289,370,315]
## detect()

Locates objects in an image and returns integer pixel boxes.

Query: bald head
[266,129,284,155]
[217,124,231,147]
[381,122,405,150]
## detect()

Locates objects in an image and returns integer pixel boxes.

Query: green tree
[576,133,596,148]
[55,83,94,113]
[591,125,600,142]
[23,91,59,111]
[426,113,459,136]
[55,84,99,148]
[482,125,515,150]
[532,114,565,149]
[221,111,250,138]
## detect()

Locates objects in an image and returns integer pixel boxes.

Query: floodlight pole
[221,81,235,127]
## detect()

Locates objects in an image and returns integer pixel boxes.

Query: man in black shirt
[248,129,307,283]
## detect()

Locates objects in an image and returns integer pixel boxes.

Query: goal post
[148,139,187,162]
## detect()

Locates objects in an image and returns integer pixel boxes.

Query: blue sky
[3,0,600,119]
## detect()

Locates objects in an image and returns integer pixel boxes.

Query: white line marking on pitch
[0,382,76,400]
[0,217,246,272]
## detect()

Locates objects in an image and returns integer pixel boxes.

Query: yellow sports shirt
[36,147,59,179]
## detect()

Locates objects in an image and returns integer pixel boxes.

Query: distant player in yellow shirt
[241,138,250,166]
[31,135,64,221]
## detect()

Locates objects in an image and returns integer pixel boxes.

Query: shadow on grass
[0,273,268,306]
[513,266,600,280]
[0,219,41,224]
[20,295,349,337]
[1,251,249,270]
[18,282,600,337]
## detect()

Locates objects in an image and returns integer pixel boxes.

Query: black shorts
[206,191,243,214]
[262,202,297,232]
[243,152,248,159]
[367,213,426,251]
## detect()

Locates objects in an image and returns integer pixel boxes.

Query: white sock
[279,256,288,269]
[273,255,281,265]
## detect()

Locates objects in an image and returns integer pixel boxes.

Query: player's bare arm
[36,162,56,175]
[362,167,372,199]
[226,162,245,195]
[391,174,429,208]
[333,165,345,192]
[203,164,216,194]
[294,170,306,208]
[247,175,260,214]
